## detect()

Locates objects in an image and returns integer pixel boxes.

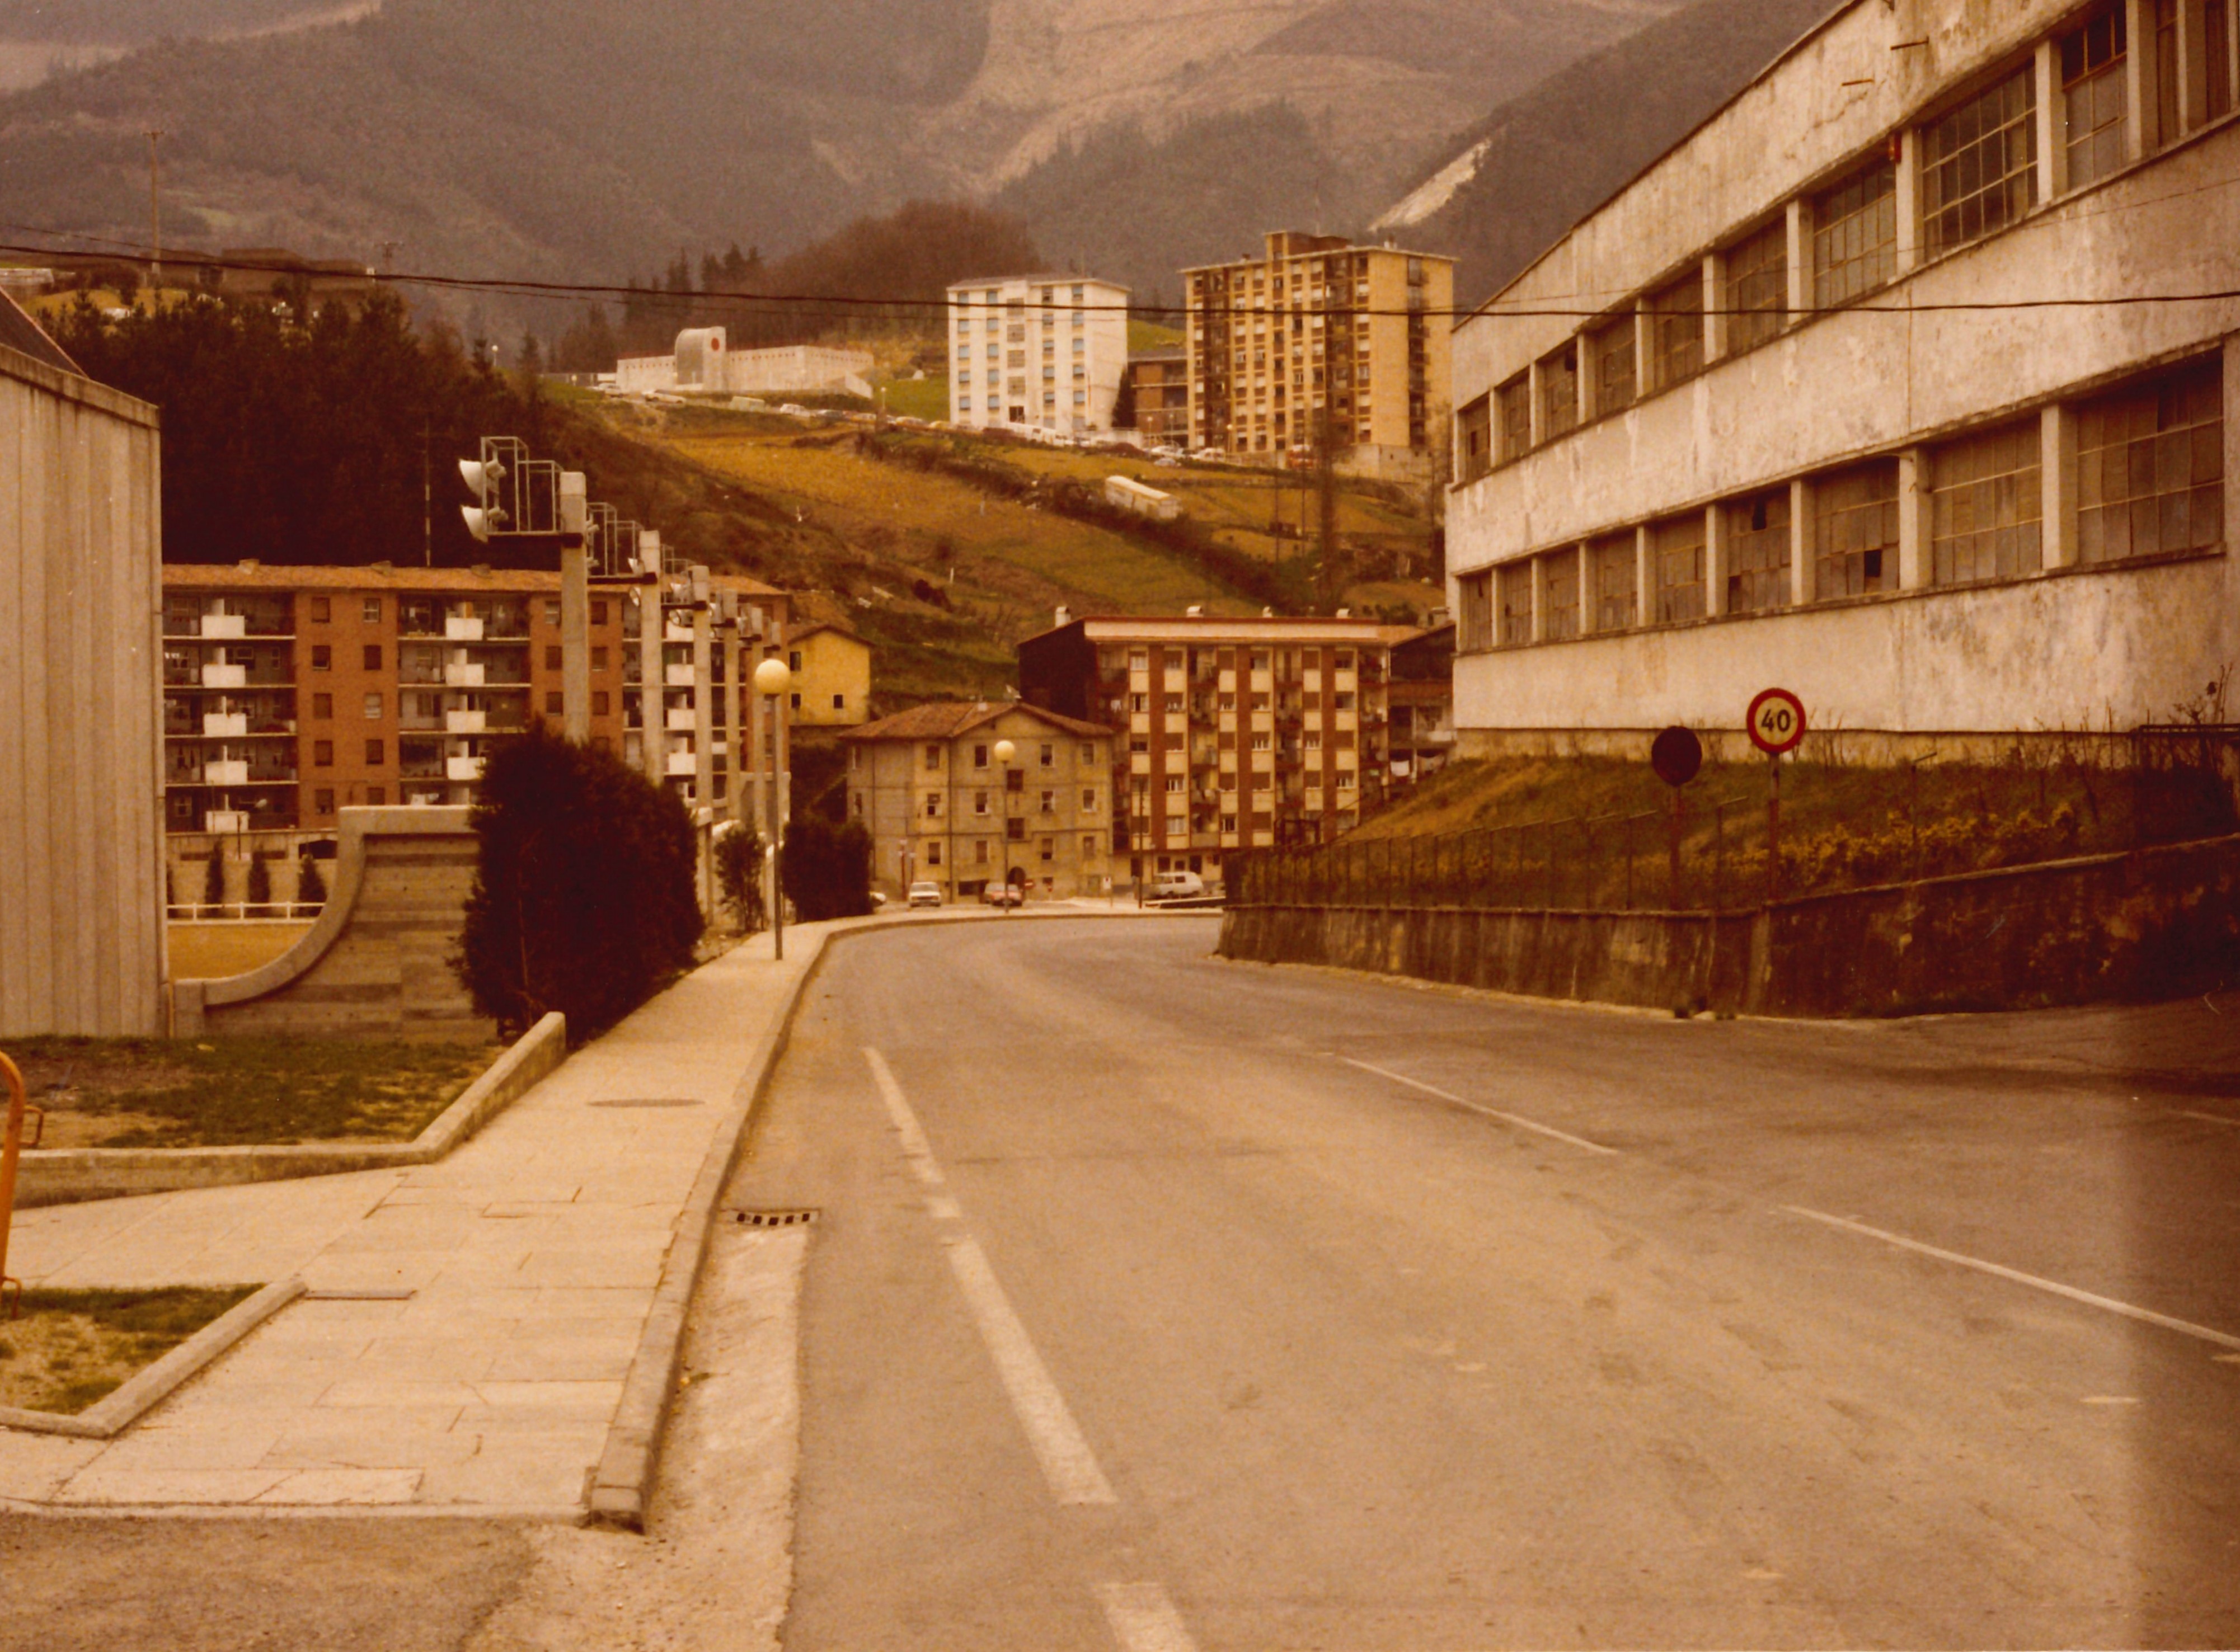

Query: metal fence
[1232,732,2240,915]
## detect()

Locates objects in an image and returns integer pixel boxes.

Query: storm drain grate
[729,1208,819,1229]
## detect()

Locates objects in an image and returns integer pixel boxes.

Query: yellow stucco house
[785,623,871,727]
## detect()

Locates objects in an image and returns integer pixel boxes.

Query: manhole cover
[729,1209,819,1229]
[589,1098,704,1109]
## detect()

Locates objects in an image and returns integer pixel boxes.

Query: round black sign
[1650,725,1703,788]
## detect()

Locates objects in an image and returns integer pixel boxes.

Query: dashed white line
[1340,1057,1620,1156]
[865,1047,945,1187]
[1096,1581,1201,1652]
[1783,1206,2240,1351]
[941,1233,1118,1505]
[864,1047,1116,1507]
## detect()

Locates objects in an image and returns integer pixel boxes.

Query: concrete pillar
[2042,402,2079,568]
[2126,0,2154,159]
[1527,553,1546,643]
[560,545,590,743]
[2178,0,2206,132]
[1579,542,1601,636]
[2036,41,2065,203]
[748,610,769,839]
[1702,253,1727,363]
[1895,128,1921,272]
[1632,301,1654,405]
[1575,338,1593,429]
[1634,526,1654,629]
[1784,199,1809,322]
[1789,477,1813,606]
[1705,501,1732,618]
[1897,449,1931,589]
[638,575,665,787]
[721,625,741,812]
[1526,357,1546,447]
[691,569,713,811]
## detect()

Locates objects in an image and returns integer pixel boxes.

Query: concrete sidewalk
[0,923,829,1518]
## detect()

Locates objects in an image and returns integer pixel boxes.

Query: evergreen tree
[202,848,227,911]
[297,852,328,909]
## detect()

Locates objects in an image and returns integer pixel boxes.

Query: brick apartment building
[161,563,788,835]
[1016,612,1399,883]
[1184,232,1455,479]
[1127,346,1189,444]
[842,702,1114,901]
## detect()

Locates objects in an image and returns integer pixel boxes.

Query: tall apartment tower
[947,274,1131,436]
[1184,232,1455,479]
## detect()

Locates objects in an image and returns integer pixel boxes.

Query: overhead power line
[3,231,2238,325]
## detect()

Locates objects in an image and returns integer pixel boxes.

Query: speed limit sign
[1746,688,1807,756]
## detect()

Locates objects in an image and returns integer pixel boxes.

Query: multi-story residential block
[783,624,872,727]
[1386,622,1457,784]
[159,563,789,834]
[842,703,1114,901]
[1447,0,2240,759]
[1184,232,1455,478]
[947,274,1131,436]
[1126,346,1189,444]
[1016,612,1397,883]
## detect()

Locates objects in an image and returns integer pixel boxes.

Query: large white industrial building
[1445,0,2239,756]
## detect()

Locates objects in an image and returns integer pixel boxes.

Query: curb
[0,1278,307,1440]
[15,1013,569,1209]
[579,908,1201,1531]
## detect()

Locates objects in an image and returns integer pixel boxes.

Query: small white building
[1445,0,2240,759]
[947,274,1131,436]
[615,333,874,399]
[1103,474,1182,521]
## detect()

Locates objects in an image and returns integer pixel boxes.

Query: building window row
[1458,0,2239,478]
[1457,354,2224,651]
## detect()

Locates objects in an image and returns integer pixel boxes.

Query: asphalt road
[739,916,2240,1651]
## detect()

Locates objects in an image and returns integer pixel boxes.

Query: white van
[1148,869,1206,901]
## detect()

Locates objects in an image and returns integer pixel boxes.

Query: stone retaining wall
[1219,835,2240,1018]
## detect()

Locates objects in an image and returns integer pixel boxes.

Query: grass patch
[7,1036,499,1149]
[0,1288,259,1415]
[166,921,313,980]
[877,374,949,422]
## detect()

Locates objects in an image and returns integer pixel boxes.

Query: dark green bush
[297,853,328,909]
[455,724,703,1038]
[781,816,875,922]
[715,825,766,934]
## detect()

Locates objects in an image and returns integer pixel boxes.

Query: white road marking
[2175,1110,2239,1127]
[1783,1207,2240,1351]
[865,1047,945,1187]
[1340,1057,1619,1156]
[864,1047,1116,1507]
[943,1233,1118,1505]
[1096,1581,1200,1652]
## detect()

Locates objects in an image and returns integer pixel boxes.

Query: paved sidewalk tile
[0,921,834,1514]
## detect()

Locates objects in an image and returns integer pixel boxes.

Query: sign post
[1649,726,1703,909]
[1746,688,1808,904]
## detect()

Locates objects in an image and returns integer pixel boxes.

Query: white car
[907,881,944,908]
[1148,869,1206,901]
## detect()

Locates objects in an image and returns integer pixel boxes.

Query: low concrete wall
[172,806,490,1041]
[15,1011,566,1208]
[1219,836,2240,1018]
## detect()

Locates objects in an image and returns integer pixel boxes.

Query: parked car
[1148,869,1206,901]
[907,881,943,909]
[980,882,1025,908]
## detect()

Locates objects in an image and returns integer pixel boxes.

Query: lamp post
[754,656,792,958]
[992,738,1016,914]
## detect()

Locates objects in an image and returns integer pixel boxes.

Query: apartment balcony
[200,613,247,639]
[201,662,248,689]
[665,622,694,643]
[401,757,445,781]
[446,755,485,783]
[665,706,698,732]
[201,759,250,785]
[444,662,486,688]
[666,751,698,778]
[445,615,485,642]
[445,709,487,735]
[202,711,248,738]
[665,665,694,688]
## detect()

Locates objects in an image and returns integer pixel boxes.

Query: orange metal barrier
[0,1051,43,1320]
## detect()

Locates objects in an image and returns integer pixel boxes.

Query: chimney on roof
[1185,604,1203,617]
[1055,605,1072,628]
[1262,607,1274,618]
[472,563,491,578]
[1336,607,1351,618]
[371,560,392,573]
[237,559,259,573]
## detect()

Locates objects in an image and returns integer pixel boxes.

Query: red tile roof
[841,700,1111,743]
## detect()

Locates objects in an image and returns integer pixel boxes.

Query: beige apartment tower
[1184,232,1455,480]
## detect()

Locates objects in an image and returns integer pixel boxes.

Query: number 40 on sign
[1747,688,1807,757]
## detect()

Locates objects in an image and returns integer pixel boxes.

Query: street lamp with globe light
[754,656,792,958]
[992,738,1016,913]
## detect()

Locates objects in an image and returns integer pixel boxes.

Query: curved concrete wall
[172,806,491,1041]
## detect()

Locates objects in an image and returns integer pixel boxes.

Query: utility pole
[1317,401,1341,611]
[144,129,167,300]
